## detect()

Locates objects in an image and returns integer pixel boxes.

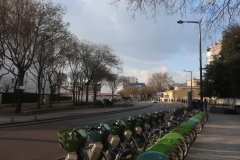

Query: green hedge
[74,101,89,106]
[2,93,72,104]
[2,93,38,104]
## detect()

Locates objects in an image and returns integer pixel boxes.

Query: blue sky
[52,0,221,84]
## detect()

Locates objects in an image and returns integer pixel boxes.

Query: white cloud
[52,0,215,84]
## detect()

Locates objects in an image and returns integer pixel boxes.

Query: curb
[19,103,135,116]
[0,105,150,129]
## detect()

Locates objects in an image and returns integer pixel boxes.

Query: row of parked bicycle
[58,107,209,160]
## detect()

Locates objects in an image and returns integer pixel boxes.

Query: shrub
[92,100,104,106]
[74,101,88,106]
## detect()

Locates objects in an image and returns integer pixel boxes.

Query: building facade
[206,40,222,65]
[159,78,201,102]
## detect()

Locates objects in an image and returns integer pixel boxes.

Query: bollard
[34,115,37,121]
[11,117,14,122]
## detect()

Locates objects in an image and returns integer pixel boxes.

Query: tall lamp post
[183,70,193,97]
[177,20,203,105]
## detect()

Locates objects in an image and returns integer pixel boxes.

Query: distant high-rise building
[129,76,137,83]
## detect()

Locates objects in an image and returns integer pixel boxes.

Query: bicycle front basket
[109,125,120,135]
[88,130,103,142]
[122,120,132,130]
[135,118,143,127]
[144,115,151,124]
[58,128,78,152]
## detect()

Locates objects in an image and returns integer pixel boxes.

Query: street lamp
[183,70,193,96]
[177,20,203,105]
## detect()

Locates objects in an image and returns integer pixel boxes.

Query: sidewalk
[0,101,148,125]
[185,112,240,160]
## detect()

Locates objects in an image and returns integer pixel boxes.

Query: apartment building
[0,60,50,94]
[206,40,222,65]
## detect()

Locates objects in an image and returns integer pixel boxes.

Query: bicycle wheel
[183,133,192,148]
[194,121,203,134]
[174,144,184,160]
[187,118,202,134]
[177,126,197,143]
[163,133,188,157]
[165,151,180,160]
[148,130,160,145]
[130,135,147,153]
[187,130,196,144]
[179,139,188,158]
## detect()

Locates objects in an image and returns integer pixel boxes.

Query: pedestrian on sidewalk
[109,99,113,108]
[204,98,208,112]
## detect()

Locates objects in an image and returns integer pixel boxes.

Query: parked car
[234,102,240,106]
[152,99,158,103]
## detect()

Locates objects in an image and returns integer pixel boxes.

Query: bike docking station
[58,107,209,160]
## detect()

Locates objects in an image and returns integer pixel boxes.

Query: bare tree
[45,61,57,108]
[44,36,70,107]
[0,0,67,113]
[29,24,69,109]
[80,41,122,102]
[119,85,139,100]
[92,66,113,101]
[65,36,83,102]
[0,63,10,93]
[76,70,86,102]
[45,58,67,106]
[110,0,240,37]
[140,85,155,99]
[107,74,124,99]
[0,77,14,93]
[54,57,67,103]
[147,72,173,92]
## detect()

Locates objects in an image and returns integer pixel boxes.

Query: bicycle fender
[136,151,170,160]
[155,137,182,146]
[163,133,186,141]
[147,143,178,153]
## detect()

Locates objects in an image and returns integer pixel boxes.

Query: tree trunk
[78,88,81,101]
[81,86,83,101]
[86,83,89,102]
[57,85,60,103]
[48,76,53,108]
[15,74,24,113]
[72,84,76,102]
[37,76,42,109]
[16,89,22,113]
[42,79,46,105]
[93,84,97,101]
[50,86,53,108]
[12,87,16,106]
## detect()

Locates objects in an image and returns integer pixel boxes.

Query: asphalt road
[0,103,169,160]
